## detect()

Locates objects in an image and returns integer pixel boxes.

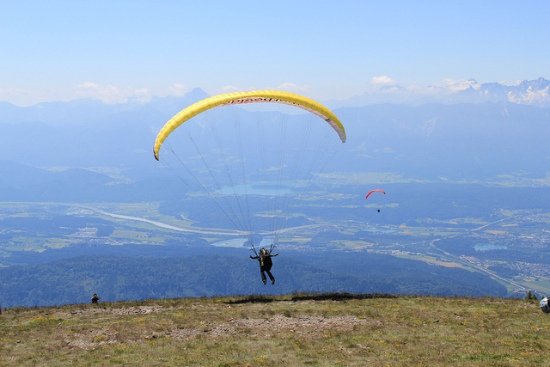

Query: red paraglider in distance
[365,189,386,200]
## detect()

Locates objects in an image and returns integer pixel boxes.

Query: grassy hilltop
[1,293,548,366]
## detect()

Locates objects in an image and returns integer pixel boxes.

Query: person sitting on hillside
[91,293,100,304]
[541,296,550,313]
[250,247,278,285]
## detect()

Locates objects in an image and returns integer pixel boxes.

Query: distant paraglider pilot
[250,247,278,285]
[365,189,385,213]
[91,293,100,304]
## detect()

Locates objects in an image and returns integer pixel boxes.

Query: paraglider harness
[250,242,278,284]
[250,242,277,267]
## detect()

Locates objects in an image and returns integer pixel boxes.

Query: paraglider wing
[153,90,346,160]
[365,189,386,200]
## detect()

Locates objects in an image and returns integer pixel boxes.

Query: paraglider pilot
[250,247,278,285]
[91,293,100,304]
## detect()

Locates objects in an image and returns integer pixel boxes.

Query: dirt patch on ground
[172,314,381,339]
[56,305,165,318]
[65,314,381,350]
[104,305,164,316]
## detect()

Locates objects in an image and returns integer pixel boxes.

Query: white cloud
[371,75,396,86]
[440,78,480,92]
[75,82,153,103]
[76,82,121,102]
[276,82,309,92]
[168,83,188,96]
[132,88,153,102]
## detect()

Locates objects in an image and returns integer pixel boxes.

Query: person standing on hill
[91,293,100,304]
[250,247,278,285]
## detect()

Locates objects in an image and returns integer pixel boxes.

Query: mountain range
[1,80,549,200]
[1,80,549,305]
[334,77,550,107]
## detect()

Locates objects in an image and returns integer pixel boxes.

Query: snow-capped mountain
[334,78,550,107]
[456,77,550,106]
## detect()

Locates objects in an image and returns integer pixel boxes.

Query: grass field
[1,293,548,366]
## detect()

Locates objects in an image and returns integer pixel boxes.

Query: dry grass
[1,294,548,366]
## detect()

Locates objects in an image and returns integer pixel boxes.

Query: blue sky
[1,1,549,105]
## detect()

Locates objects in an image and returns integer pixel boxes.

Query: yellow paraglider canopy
[153,90,346,160]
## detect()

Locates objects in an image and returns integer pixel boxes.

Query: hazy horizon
[1,2,549,305]
[2,1,550,105]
